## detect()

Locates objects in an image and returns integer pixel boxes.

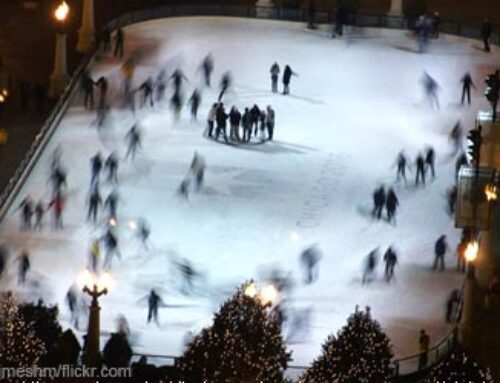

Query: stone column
[77,0,95,53]
[49,33,70,98]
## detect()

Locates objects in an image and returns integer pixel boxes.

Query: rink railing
[0,53,95,222]
[103,4,499,48]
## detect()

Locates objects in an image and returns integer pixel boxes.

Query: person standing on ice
[372,186,385,220]
[421,72,440,109]
[90,152,103,187]
[362,248,379,284]
[282,65,297,95]
[447,185,457,216]
[383,247,398,282]
[218,72,232,102]
[105,152,119,184]
[259,108,267,139]
[125,124,141,160]
[385,187,399,224]
[49,165,67,196]
[300,245,322,284]
[147,289,163,325]
[415,153,426,186]
[394,151,410,184]
[201,54,214,87]
[207,103,217,138]
[250,104,261,137]
[215,103,228,142]
[170,69,188,95]
[155,70,167,103]
[87,185,103,224]
[433,235,448,271]
[242,107,252,142]
[229,106,241,142]
[18,250,30,285]
[139,77,154,108]
[270,62,280,93]
[460,72,475,105]
[266,105,275,140]
[190,151,206,191]
[48,191,65,229]
[114,27,124,58]
[170,90,183,120]
[188,89,201,121]
[425,147,435,180]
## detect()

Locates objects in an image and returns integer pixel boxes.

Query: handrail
[0,50,95,223]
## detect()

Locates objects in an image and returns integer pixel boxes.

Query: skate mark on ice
[296,153,347,229]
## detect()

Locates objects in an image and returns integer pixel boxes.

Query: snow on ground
[1,16,499,372]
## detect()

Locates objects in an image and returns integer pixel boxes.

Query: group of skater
[207,102,276,143]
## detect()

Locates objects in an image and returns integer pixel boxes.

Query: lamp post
[49,1,70,98]
[76,0,95,53]
[79,269,112,368]
[460,240,479,350]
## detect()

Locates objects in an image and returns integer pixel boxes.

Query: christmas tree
[426,346,494,383]
[300,306,393,383]
[0,293,46,367]
[178,282,291,382]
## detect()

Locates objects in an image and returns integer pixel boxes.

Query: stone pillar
[49,33,70,98]
[388,0,403,15]
[77,0,95,53]
[256,0,275,18]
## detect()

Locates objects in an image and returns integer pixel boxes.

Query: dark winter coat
[373,187,386,206]
[435,236,447,256]
[229,109,241,125]
[283,66,295,85]
[386,190,399,211]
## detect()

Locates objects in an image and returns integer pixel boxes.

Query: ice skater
[460,72,475,105]
[139,77,154,108]
[178,258,196,295]
[421,72,440,109]
[66,284,80,329]
[394,151,410,184]
[188,89,201,121]
[18,250,30,285]
[125,124,141,160]
[449,121,463,155]
[81,71,95,110]
[201,54,214,87]
[90,152,103,187]
[218,71,232,102]
[242,107,252,142]
[104,189,119,221]
[137,218,151,250]
[425,147,435,179]
[96,76,108,110]
[101,228,120,270]
[372,186,385,220]
[362,248,379,284]
[18,196,34,230]
[250,104,261,137]
[383,247,398,282]
[282,65,297,95]
[433,235,447,271]
[87,185,103,224]
[207,103,217,138]
[48,191,65,229]
[177,177,191,200]
[481,18,491,52]
[155,70,167,103]
[270,62,280,93]
[189,151,206,192]
[105,151,119,184]
[300,245,322,284]
[259,108,267,139]
[147,289,163,325]
[170,90,183,120]
[170,69,188,95]
[415,153,426,186]
[114,27,124,58]
[266,105,275,140]
[385,187,399,224]
[447,186,457,216]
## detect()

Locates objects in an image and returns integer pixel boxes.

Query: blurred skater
[383,247,398,282]
[229,106,242,142]
[188,89,201,121]
[425,147,435,179]
[89,239,101,273]
[90,152,103,187]
[447,185,457,216]
[48,191,65,229]
[105,152,119,184]
[449,121,463,155]
[385,187,399,224]
[18,196,34,230]
[372,186,385,220]
[460,72,475,105]
[189,151,206,192]
[282,65,297,95]
[87,185,103,224]
[96,76,108,110]
[139,77,154,108]
[125,124,141,160]
[201,54,214,87]
[394,151,410,184]
[101,228,120,270]
[362,248,379,284]
[300,245,322,284]
[218,72,232,102]
[266,105,275,140]
[270,62,280,93]
[207,103,217,138]
[66,284,80,329]
[415,153,426,185]
[18,250,30,285]
[147,289,163,325]
[104,190,119,221]
[421,72,439,109]
[155,70,167,103]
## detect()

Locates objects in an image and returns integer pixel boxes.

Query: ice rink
[1,16,498,369]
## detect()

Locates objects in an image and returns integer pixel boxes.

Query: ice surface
[1,17,498,372]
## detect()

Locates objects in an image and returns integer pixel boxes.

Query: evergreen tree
[103,332,132,367]
[301,306,393,383]
[0,293,46,367]
[426,346,494,383]
[178,283,290,383]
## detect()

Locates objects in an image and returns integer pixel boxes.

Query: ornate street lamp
[49,1,70,98]
[77,0,96,53]
[79,269,113,367]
